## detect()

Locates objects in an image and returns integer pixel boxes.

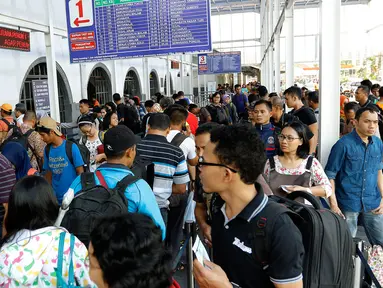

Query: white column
[204,75,207,95]
[264,3,269,88]
[197,73,200,96]
[260,2,265,84]
[285,4,294,88]
[268,0,274,91]
[45,0,60,122]
[274,0,280,93]
[80,63,88,99]
[189,64,193,95]
[318,0,341,166]
[112,60,118,93]
[166,56,171,97]
[142,57,150,101]
[180,55,184,92]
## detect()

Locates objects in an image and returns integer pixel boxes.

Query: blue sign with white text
[198,51,241,75]
[65,0,212,63]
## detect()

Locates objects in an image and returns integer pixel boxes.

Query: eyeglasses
[277,134,301,142]
[198,157,237,173]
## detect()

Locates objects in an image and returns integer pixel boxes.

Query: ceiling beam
[212,0,371,15]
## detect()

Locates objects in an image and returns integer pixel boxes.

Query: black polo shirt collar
[220,183,268,225]
[144,134,168,143]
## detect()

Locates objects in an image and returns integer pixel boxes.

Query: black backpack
[170,133,188,147]
[61,171,139,247]
[45,140,91,172]
[0,126,34,151]
[131,155,155,189]
[168,133,189,208]
[207,105,229,125]
[250,191,354,288]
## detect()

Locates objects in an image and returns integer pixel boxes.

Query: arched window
[150,71,159,97]
[20,62,72,122]
[87,67,112,105]
[124,70,142,98]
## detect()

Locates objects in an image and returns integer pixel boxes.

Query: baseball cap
[37,116,62,137]
[104,126,136,157]
[1,104,12,113]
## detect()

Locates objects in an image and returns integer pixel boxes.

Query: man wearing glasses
[193,124,304,288]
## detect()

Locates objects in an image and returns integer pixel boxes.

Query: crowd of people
[0,79,381,287]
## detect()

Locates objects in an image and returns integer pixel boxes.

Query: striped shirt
[0,154,16,232]
[137,134,190,208]
[0,154,16,203]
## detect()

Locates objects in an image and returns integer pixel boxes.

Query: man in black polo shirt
[284,86,318,154]
[193,124,304,288]
[113,93,126,123]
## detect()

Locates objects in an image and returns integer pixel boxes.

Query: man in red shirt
[0,104,15,144]
[176,99,198,135]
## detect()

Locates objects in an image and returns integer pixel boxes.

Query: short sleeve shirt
[43,140,84,204]
[0,154,16,203]
[84,138,103,172]
[167,130,197,161]
[232,93,249,114]
[211,185,304,288]
[291,107,317,126]
[116,103,125,121]
[0,117,15,132]
[199,107,211,124]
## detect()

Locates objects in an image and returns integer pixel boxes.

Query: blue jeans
[343,211,383,246]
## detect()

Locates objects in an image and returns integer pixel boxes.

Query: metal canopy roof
[211,0,371,15]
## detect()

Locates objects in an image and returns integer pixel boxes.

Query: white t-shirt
[84,137,103,172]
[167,130,197,161]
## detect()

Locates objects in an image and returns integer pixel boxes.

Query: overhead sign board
[65,0,212,63]
[32,80,51,117]
[0,27,30,52]
[198,51,241,75]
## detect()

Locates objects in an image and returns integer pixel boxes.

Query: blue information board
[198,51,241,75]
[65,0,212,63]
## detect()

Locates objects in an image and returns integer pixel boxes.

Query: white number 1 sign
[69,0,94,28]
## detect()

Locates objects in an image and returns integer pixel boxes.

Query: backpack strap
[68,233,76,286]
[269,156,276,171]
[45,144,51,160]
[249,200,296,268]
[305,155,314,170]
[115,174,140,195]
[95,170,108,188]
[56,231,66,287]
[1,118,11,128]
[24,129,34,138]
[98,131,104,143]
[81,172,97,190]
[65,140,74,166]
[171,133,188,147]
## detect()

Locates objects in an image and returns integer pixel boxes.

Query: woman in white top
[264,121,332,199]
[0,176,95,287]
[78,115,106,172]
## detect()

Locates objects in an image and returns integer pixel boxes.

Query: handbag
[367,245,383,287]
[56,232,82,288]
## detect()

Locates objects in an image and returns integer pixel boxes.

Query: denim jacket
[325,129,383,212]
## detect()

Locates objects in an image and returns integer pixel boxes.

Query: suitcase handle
[286,191,322,209]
